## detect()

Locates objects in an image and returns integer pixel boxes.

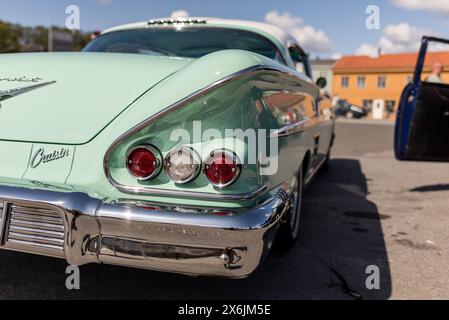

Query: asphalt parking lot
[0,120,448,300]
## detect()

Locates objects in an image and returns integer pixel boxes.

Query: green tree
[0,20,22,52]
[30,26,49,51]
[0,19,93,53]
[73,31,92,50]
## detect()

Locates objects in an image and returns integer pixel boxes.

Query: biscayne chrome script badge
[0,81,56,103]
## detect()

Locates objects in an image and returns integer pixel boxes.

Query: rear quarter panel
[64,50,326,207]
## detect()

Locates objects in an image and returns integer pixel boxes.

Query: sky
[1,0,449,58]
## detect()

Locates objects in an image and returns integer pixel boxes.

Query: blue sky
[1,0,448,57]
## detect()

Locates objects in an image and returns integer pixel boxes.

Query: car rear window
[83,27,285,64]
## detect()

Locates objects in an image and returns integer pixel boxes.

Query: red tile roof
[333,51,449,72]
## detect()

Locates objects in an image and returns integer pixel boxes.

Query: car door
[288,42,334,170]
[395,36,449,162]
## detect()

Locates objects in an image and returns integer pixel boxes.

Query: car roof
[102,17,297,51]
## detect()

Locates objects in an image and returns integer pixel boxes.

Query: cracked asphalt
[0,120,448,300]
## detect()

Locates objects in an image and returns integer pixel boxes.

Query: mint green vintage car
[0,18,334,278]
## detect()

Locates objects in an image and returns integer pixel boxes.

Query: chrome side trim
[106,184,268,201]
[0,81,56,103]
[269,119,310,138]
[104,64,313,200]
[0,202,7,243]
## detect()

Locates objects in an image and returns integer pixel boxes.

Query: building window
[378,76,387,88]
[341,77,349,88]
[357,76,366,88]
[386,100,396,114]
[363,100,373,111]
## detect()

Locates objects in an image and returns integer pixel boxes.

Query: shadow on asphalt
[410,184,449,193]
[0,159,392,300]
[298,159,392,300]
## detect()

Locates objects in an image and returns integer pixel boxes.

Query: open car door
[395,36,449,162]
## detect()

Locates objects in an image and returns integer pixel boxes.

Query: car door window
[288,44,311,77]
[421,42,449,85]
[395,37,449,161]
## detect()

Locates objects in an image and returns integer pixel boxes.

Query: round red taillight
[204,150,241,187]
[126,146,161,180]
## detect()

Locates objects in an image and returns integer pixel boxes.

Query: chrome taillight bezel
[164,146,202,184]
[126,145,163,181]
[203,149,242,188]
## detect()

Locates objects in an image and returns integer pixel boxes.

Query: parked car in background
[0,18,334,278]
[334,99,368,119]
[395,36,449,162]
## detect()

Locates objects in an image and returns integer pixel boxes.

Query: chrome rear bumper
[0,182,292,278]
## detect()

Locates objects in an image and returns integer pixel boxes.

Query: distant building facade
[48,27,75,52]
[332,51,449,117]
[311,58,336,96]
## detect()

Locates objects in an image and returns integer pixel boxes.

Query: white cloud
[392,0,449,14]
[332,53,343,60]
[265,11,303,29]
[380,23,428,52]
[356,44,380,57]
[265,11,331,53]
[291,26,332,53]
[170,10,190,19]
[429,42,449,51]
[356,22,437,55]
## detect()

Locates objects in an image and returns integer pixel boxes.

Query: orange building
[332,51,449,118]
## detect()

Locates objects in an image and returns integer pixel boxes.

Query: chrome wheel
[288,177,302,240]
[273,167,304,252]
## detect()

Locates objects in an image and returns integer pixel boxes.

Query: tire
[321,134,334,172]
[273,167,304,252]
[321,151,331,172]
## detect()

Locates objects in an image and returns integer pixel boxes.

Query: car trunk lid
[0,52,192,145]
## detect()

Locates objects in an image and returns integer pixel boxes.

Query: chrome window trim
[103,64,313,201]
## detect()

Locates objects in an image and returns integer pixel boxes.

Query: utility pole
[48,24,53,52]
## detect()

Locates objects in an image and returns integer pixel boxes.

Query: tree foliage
[0,20,92,53]
[0,21,22,52]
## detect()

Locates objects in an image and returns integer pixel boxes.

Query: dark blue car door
[395,36,449,162]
